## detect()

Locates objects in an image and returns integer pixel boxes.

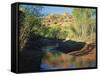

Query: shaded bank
[18,33,93,72]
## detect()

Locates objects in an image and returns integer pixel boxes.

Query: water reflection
[40,45,96,70]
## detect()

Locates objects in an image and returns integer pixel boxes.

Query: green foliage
[19,5,43,50]
[29,8,96,43]
[19,6,96,50]
[33,25,69,39]
[72,8,96,42]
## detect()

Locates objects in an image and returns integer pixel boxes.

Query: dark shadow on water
[18,33,86,73]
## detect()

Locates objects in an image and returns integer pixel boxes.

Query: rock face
[42,13,76,27]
